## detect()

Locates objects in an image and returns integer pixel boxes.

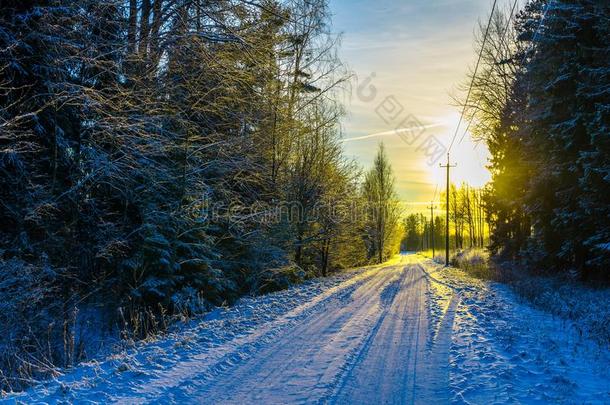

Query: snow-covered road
[7,254,610,404]
[183,255,448,404]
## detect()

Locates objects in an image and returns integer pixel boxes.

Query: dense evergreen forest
[0,0,403,388]
[464,0,609,281]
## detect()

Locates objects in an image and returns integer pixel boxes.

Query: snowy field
[4,254,609,404]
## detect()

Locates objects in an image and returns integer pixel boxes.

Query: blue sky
[328,0,504,211]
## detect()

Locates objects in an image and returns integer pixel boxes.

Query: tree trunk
[127,0,137,54]
[139,0,151,59]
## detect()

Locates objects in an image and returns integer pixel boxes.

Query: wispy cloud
[331,0,492,204]
[341,123,444,143]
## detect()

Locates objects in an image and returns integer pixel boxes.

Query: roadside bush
[450,250,610,346]
[0,259,59,390]
[451,249,496,280]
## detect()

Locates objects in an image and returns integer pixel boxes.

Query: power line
[437,0,498,269]
[441,0,497,267]
[457,0,520,146]
[457,0,555,147]
[439,0,552,267]
[447,0,500,154]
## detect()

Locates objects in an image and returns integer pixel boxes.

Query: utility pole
[440,153,457,267]
[427,202,435,258]
[420,213,425,252]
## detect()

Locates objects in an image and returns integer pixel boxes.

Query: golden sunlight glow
[424,113,491,191]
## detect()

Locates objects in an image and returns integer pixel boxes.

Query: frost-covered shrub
[452,249,495,280]
[0,260,57,328]
[0,260,118,391]
[171,287,212,316]
[258,265,307,295]
[0,259,60,390]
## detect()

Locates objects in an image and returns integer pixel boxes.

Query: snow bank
[422,258,610,404]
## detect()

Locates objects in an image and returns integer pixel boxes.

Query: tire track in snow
[108,263,394,403]
[328,259,440,404]
[182,261,406,404]
[180,255,455,405]
[416,262,460,402]
[324,265,408,405]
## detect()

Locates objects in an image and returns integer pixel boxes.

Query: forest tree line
[0,0,402,388]
[402,183,489,253]
[464,0,609,281]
